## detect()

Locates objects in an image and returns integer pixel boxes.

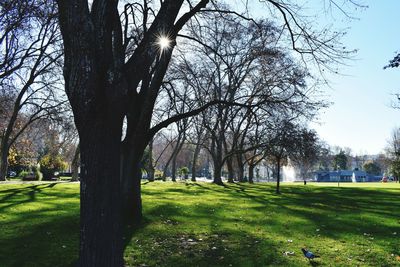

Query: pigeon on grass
[301,248,320,261]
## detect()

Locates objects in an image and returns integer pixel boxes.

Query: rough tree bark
[57,1,127,265]
[79,117,124,266]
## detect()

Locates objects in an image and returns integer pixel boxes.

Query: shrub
[20,169,39,181]
[178,167,189,179]
[39,154,67,180]
[18,170,29,179]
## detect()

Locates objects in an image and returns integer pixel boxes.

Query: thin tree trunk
[248,164,255,184]
[171,152,178,182]
[226,157,235,183]
[236,154,245,182]
[213,163,223,185]
[0,141,9,181]
[0,122,15,181]
[161,133,181,181]
[71,144,80,181]
[212,137,224,185]
[191,142,201,182]
[171,132,185,182]
[276,157,281,194]
[148,139,155,182]
[222,134,234,183]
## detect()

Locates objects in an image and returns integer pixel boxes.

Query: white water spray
[282,166,296,182]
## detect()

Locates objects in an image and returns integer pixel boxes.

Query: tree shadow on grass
[0,184,79,267]
[125,203,291,267]
[0,183,63,213]
[0,213,79,267]
[144,182,400,265]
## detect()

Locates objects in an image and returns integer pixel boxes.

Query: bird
[301,248,320,260]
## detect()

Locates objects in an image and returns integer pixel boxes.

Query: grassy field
[0,182,399,266]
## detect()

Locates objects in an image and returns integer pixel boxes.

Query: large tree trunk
[78,117,124,267]
[57,1,210,265]
[121,147,143,226]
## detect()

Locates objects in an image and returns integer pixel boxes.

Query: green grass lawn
[0,182,399,266]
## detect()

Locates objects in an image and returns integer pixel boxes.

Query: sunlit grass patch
[0,181,399,266]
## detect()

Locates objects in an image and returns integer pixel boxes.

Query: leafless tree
[0,0,67,180]
[289,128,321,181]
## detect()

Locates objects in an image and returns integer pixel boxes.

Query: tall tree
[290,128,321,181]
[0,0,65,180]
[333,150,348,170]
[267,120,299,194]
[56,1,212,265]
[363,161,381,176]
[386,128,400,179]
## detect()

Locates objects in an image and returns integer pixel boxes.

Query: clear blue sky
[246,0,400,155]
[310,1,400,155]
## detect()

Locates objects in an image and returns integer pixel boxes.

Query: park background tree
[290,128,321,181]
[0,0,66,180]
[386,127,400,179]
[333,150,348,170]
[363,161,382,176]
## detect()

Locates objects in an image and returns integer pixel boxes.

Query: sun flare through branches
[156,35,171,55]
